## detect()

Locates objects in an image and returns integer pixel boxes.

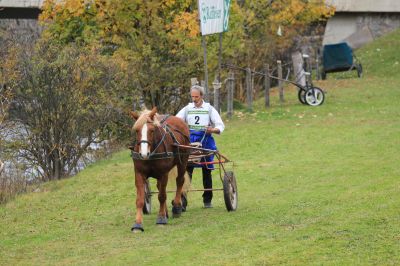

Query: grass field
[1,30,400,265]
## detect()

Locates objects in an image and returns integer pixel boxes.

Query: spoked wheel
[143,180,152,214]
[305,87,325,106]
[297,89,307,104]
[223,171,238,211]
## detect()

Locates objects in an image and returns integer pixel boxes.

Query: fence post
[227,71,234,118]
[264,64,270,108]
[212,75,221,113]
[246,67,253,112]
[200,80,208,102]
[277,60,284,103]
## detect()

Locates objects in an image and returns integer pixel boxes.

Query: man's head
[190,85,205,107]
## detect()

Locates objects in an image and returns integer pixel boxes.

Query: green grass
[1,30,400,265]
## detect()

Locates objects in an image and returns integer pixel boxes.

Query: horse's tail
[168,166,191,193]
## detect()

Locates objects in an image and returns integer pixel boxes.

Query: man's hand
[206,127,219,134]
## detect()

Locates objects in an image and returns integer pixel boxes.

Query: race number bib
[187,110,210,130]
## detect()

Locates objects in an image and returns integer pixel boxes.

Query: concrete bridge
[0,0,43,19]
[324,0,400,48]
[0,0,44,40]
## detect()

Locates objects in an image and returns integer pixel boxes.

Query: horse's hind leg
[172,162,188,218]
[156,176,168,224]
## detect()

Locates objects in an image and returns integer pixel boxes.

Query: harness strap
[159,115,170,124]
[148,125,168,158]
[164,124,190,165]
[165,125,181,145]
[131,151,175,160]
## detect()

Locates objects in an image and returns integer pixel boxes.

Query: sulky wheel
[143,180,152,214]
[305,87,325,106]
[297,89,307,105]
[223,171,238,211]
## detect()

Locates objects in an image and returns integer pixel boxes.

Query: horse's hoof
[172,205,182,218]
[131,223,144,233]
[156,216,168,225]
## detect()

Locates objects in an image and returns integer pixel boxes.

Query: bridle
[132,116,189,160]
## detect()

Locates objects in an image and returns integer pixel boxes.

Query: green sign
[199,0,231,35]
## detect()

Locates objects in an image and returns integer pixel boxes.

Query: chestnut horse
[129,107,190,232]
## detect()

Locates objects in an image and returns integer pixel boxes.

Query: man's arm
[207,106,225,134]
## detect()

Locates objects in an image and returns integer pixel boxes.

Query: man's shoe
[203,202,213,208]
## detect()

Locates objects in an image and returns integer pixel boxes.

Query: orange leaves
[40,0,87,21]
[64,0,86,16]
[167,11,199,39]
[270,0,306,26]
[270,0,333,28]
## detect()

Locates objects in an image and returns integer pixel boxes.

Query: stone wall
[323,13,400,48]
[325,0,400,13]
[0,0,44,8]
[0,18,41,44]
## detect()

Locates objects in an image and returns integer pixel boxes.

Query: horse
[129,107,190,232]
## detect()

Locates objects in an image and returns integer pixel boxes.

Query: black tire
[305,87,325,106]
[357,64,363,78]
[297,89,307,105]
[223,171,238,211]
[143,180,152,214]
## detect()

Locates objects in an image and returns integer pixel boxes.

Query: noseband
[137,140,151,145]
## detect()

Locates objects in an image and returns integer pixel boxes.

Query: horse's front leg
[172,160,188,218]
[131,171,146,233]
[156,175,168,225]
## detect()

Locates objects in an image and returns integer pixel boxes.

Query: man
[176,85,225,208]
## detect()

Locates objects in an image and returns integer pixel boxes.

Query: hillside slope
[1,30,400,265]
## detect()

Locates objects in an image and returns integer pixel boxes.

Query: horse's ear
[149,107,157,119]
[129,111,139,120]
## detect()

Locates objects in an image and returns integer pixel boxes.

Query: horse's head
[130,107,160,159]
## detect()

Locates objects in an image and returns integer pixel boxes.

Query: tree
[0,29,16,177]
[0,84,12,176]
[6,40,128,180]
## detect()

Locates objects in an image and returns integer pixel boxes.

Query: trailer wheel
[223,171,238,211]
[143,180,152,214]
[297,89,307,104]
[305,87,325,106]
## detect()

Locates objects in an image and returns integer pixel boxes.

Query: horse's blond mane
[132,109,161,130]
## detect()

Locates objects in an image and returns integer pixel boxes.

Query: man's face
[191,90,203,106]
